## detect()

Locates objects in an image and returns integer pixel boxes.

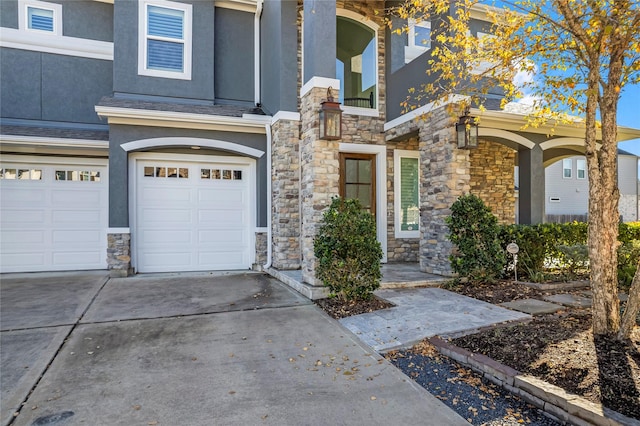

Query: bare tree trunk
[586,71,621,336]
[618,264,640,340]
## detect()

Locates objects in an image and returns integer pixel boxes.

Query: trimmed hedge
[498,221,640,285]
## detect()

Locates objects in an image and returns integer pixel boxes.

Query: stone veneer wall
[387,138,420,262]
[469,140,517,224]
[386,105,471,276]
[295,1,389,284]
[106,232,132,277]
[253,231,267,270]
[271,119,301,269]
[300,86,340,285]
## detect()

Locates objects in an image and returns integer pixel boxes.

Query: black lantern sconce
[319,87,342,140]
[456,113,478,149]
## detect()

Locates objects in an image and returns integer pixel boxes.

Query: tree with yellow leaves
[390,0,640,339]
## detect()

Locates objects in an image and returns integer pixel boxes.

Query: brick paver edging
[428,337,639,426]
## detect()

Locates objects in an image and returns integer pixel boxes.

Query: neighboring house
[545,150,639,223]
[1,0,639,297]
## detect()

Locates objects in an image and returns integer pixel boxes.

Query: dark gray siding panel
[41,54,112,124]
[214,7,254,104]
[302,0,335,83]
[108,125,267,227]
[1,48,42,119]
[113,0,215,101]
[386,52,434,121]
[61,0,113,42]
[260,0,297,114]
[1,1,18,29]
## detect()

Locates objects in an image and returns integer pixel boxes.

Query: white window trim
[138,0,192,80]
[404,18,430,64]
[394,150,420,239]
[19,0,62,35]
[336,9,379,115]
[563,158,572,179]
[576,158,586,180]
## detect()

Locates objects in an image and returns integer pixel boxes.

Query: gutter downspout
[263,121,272,270]
[256,0,272,270]
[254,0,263,106]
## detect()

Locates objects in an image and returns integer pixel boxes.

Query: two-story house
[545,149,639,223]
[2,0,639,298]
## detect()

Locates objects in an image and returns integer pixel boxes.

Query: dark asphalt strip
[389,351,562,426]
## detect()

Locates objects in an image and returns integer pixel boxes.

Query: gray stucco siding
[214,7,254,104]
[259,0,297,114]
[0,1,18,29]
[113,0,215,101]
[41,54,112,124]
[61,0,113,42]
[108,125,268,228]
[0,0,113,42]
[1,48,42,120]
[302,0,336,83]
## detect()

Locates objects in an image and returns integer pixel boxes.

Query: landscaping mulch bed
[315,280,640,421]
[443,280,640,420]
[313,296,394,320]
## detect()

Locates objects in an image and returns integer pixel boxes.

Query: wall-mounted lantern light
[456,113,478,149]
[319,87,342,140]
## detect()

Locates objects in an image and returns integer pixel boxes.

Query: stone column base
[107,232,132,277]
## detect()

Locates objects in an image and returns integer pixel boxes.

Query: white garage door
[135,159,253,273]
[0,157,108,273]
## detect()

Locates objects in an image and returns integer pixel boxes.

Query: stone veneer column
[418,106,471,276]
[469,140,516,224]
[107,230,132,277]
[271,117,301,269]
[300,84,340,286]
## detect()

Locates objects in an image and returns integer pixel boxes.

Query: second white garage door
[135,158,253,273]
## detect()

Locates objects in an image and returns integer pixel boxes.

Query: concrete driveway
[1,271,467,426]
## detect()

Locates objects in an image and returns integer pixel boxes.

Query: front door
[339,153,376,216]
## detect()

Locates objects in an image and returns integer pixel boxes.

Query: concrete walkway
[1,271,468,426]
[340,288,531,352]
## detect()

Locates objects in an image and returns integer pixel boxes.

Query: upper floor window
[336,13,377,110]
[576,159,586,179]
[563,158,572,178]
[138,0,192,80]
[19,0,62,35]
[404,19,431,64]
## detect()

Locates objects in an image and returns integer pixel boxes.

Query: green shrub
[618,239,640,291]
[314,197,383,301]
[446,194,506,282]
[556,244,589,279]
[498,222,588,280]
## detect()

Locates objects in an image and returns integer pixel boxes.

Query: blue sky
[617,83,640,156]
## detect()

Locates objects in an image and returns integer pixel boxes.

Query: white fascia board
[0,27,113,60]
[300,77,341,98]
[216,0,257,13]
[271,111,300,124]
[242,113,272,124]
[0,134,109,150]
[383,94,468,132]
[95,106,268,134]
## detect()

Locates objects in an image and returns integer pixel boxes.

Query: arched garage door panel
[135,159,253,273]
